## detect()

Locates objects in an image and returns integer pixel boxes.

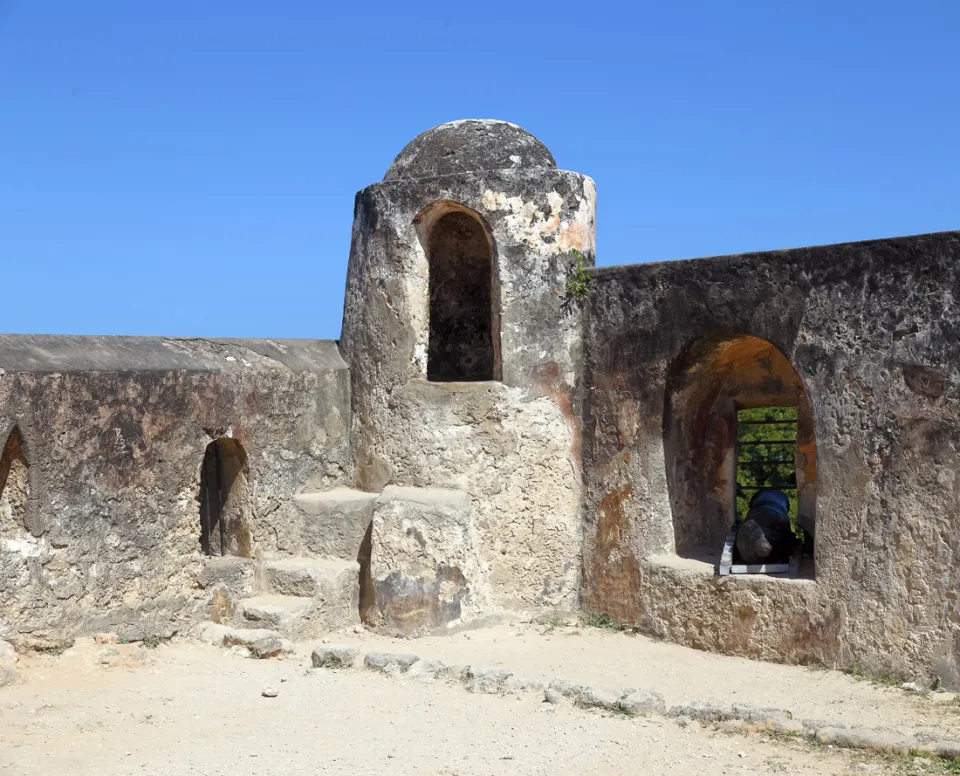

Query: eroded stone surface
[311,644,359,668]
[369,487,486,635]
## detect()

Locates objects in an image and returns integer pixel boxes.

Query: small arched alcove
[198,438,251,557]
[663,335,817,574]
[416,201,501,382]
[0,426,29,537]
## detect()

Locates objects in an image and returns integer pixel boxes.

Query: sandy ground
[354,621,960,738]
[0,623,956,776]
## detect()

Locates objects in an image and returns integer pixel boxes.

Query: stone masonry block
[370,486,487,635]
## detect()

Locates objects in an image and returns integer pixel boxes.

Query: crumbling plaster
[0,336,351,648]
[341,164,596,613]
[582,231,960,683]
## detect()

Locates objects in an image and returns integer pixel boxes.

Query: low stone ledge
[311,644,359,669]
[463,666,513,694]
[815,726,913,755]
[333,647,960,763]
[363,651,420,673]
[576,685,623,711]
[618,689,666,717]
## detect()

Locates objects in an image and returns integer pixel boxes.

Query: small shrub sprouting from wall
[561,248,591,312]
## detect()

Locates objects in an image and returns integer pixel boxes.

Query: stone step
[370,486,484,636]
[263,557,359,598]
[239,595,314,638]
[293,487,378,560]
[262,557,361,635]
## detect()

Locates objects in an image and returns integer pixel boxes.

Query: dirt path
[0,623,957,775]
[0,640,874,776]
[355,621,960,738]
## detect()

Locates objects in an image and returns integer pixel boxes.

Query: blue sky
[1,1,957,339]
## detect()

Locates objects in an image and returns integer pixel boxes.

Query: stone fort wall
[0,120,957,689]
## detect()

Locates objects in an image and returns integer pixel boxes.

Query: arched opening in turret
[417,201,500,382]
[198,438,252,557]
[0,427,29,538]
[663,335,817,576]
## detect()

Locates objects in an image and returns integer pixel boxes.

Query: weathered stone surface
[217,625,282,649]
[240,595,313,636]
[369,486,486,635]
[0,663,17,687]
[462,665,513,694]
[383,120,556,182]
[341,132,595,619]
[503,676,544,694]
[815,726,913,754]
[0,639,17,663]
[0,336,351,648]
[293,489,377,560]
[547,678,585,698]
[576,685,622,710]
[668,701,735,723]
[405,659,446,679]
[261,558,360,634]
[363,651,420,672]
[311,644,359,668]
[0,639,18,687]
[617,690,666,717]
[581,230,960,687]
[1,119,958,694]
[249,637,292,659]
[543,687,565,704]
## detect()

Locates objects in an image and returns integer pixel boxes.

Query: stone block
[262,558,360,632]
[547,678,584,698]
[249,636,293,659]
[363,651,420,672]
[814,726,912,754]
[240,595,313,637]
[617,689,666,717]
[576,685,622,710]
[311,644,359,668]
[370,486,486,635]
[463,665,513,694]
[295,488,378,559]
[406,659,446,678]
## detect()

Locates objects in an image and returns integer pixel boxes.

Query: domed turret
[383,119,556,181]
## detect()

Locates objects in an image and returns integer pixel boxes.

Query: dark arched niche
[663,335,817,567]
[416,201,500,382]
[199,438,251,557]
[0,427,29,537]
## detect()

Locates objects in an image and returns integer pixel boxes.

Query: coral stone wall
[0,336,351,648]
[582,231,960,687]
[341,166,596,616]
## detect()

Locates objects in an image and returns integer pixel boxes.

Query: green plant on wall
[561,248,591,310]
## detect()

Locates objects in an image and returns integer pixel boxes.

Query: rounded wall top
[383,119,557,182]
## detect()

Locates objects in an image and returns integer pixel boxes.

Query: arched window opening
[663,335,817,577]
[199,438,251,557]
[424,208,500,382]
[0,427,29,537]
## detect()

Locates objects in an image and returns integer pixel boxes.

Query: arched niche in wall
[663,335,817,573]
[415,200,501,382]
[198,438,252,557]
[0,426,30,538]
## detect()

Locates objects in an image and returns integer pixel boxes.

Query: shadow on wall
[0,427,29,538]
[198,438,252,557]
[415,200,501,382]
[663,335,817,566]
